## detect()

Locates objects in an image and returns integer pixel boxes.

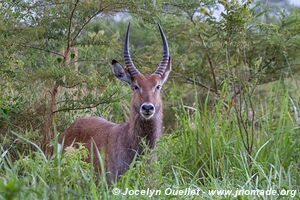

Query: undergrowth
[0,83,299,200]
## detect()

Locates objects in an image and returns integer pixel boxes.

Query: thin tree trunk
[41,0,102,156]
[42,46,71,157]
[43,82,59,156]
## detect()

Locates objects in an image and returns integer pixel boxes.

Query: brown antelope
[59,22,171,182]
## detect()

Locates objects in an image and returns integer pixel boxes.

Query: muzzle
[140,102,155,120]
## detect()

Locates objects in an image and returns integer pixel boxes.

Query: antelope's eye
[156,85,161,90]
[133,85,140,90]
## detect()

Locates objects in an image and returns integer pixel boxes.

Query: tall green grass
[0,84,299,199]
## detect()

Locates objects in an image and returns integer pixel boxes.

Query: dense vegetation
[1,0,299,199]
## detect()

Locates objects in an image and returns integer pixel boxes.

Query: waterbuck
[60,22,171,182]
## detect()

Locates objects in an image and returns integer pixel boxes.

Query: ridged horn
[124,22,140,77]
[154,24,169,76]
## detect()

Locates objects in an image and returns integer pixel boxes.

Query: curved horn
[154,24,169,76]
[124,22,140,77]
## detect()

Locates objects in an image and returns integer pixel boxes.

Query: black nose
[141,104,155,112]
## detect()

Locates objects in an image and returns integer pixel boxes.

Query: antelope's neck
[128,110,163,149]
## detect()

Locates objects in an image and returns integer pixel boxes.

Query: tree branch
[190,13,218,92]
[53,100,115,113]
[198,33,218,92]
[20,44,64,57]
[68,59,105,65]
[72,9,103,43]
[186,77,218,94]
[53,91,118,113]
[66,0,80,52]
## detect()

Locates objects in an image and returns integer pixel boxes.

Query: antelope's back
[60,116,117,148]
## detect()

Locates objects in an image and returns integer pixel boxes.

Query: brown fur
[60,74,164,182]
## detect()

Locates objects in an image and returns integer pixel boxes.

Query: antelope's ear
[161,57,172,85]
[111,59,132,85]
